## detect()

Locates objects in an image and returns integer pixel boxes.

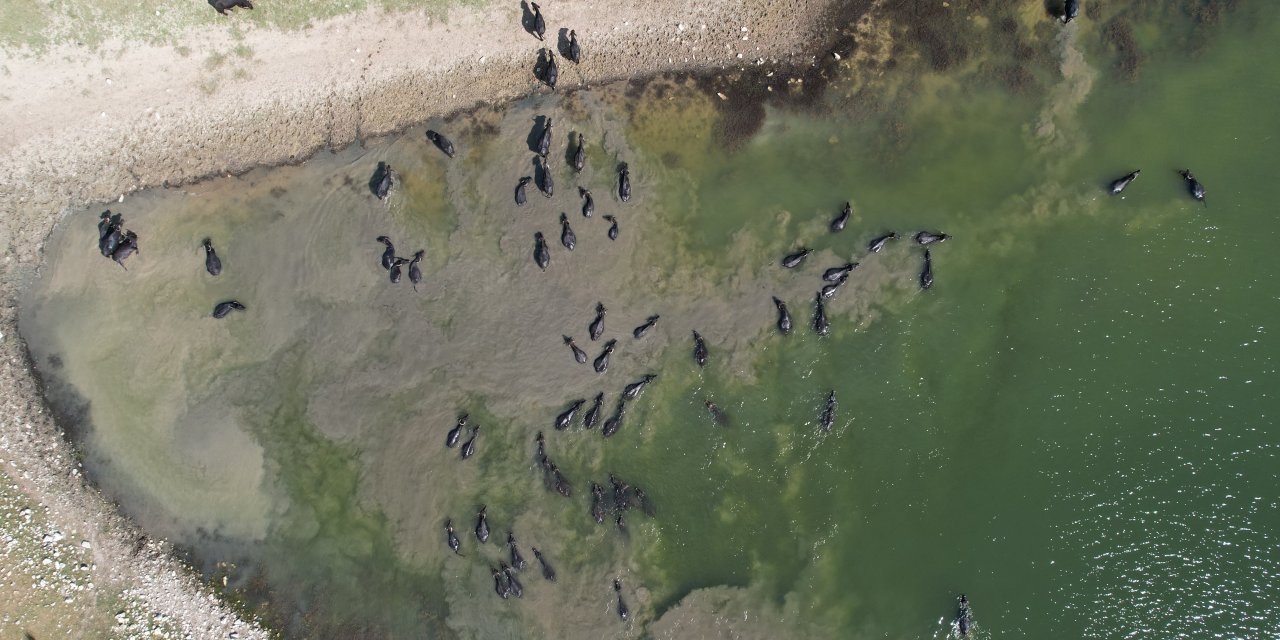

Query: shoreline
[0,0,867,635]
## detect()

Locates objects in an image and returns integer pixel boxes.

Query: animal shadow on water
[564,130,582,167]
[369,161,391,198]
[1043,0,1064,21]
[527,116,548,155]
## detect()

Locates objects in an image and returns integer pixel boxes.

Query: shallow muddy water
[20,2,1280,637]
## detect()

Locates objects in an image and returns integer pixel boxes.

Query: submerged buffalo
[202,238,222,276]
[830,201,851,232]
[446,415,467,448]
[603,215,619,240]
[692,331,708,367]
[426,130,455,158]
[772,296,792,335]
[867,232,897,253]
[534,232,550,271]
[583,393,605,429]
[212,300,246,319]
[560,213,576,250]
[920,249,934,290]
[1108,169,1140,195]
[589,302,607,341]
[618,163,631,202]
[563,335,588,364]
[515,176,532,206]
[1179,169,1206,205]
[781,247,811,268]
[632,314,659,339]
[573,134,586,173]
[579,186,594,217]
[371,163,395,200]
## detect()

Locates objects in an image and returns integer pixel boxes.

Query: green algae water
[19,2,1280,637]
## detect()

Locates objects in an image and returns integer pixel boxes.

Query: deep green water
[19,2,1280,638]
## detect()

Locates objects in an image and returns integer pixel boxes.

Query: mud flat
[0,0,861,636]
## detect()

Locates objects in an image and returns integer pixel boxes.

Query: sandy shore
[0,0,867,636]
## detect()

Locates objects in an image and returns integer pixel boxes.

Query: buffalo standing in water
[531,2,546,40]
[111,231,139,269]
[555,399,585,430]
[563,335,588,364]
[692,331,708,367]
[538,158,555,197]
[538,118,553,158]
[532,547,557,581]
[772,296,793,335]
[603,215,619,240]
[781,247,811,268]
[445,520,462,555]
[209,0,252,15]
[920,249,934,290]
[375,236,397,270]
[98,210,124,257]
[202,238,222,276]
[445,414,467,448]
[632,314,659,339]
[1109,169,1140,195]
[578,186,594,217]
[583,393,605,429]
[515,176,532,206]
[212,300,246,319]
[475,506,490,543]
[573,134,586,173]
[426,130,455,158]
[1179,169,1206,205]
[813,292,830,336]
[830,201,851,232]
[618,163,631,202]
[820,390,837,432]
[593,339,617,374]
[867,231,897,253]
[108,230,138,270]
[533,232,550,271]
[568,30,582,63]
[389,257,408,284]
[408,250,424,291]
[589,302,607,340]
[371,163,394,200]
[543,51,559,90]
[560,213,576,250]
[614,580,630,621]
